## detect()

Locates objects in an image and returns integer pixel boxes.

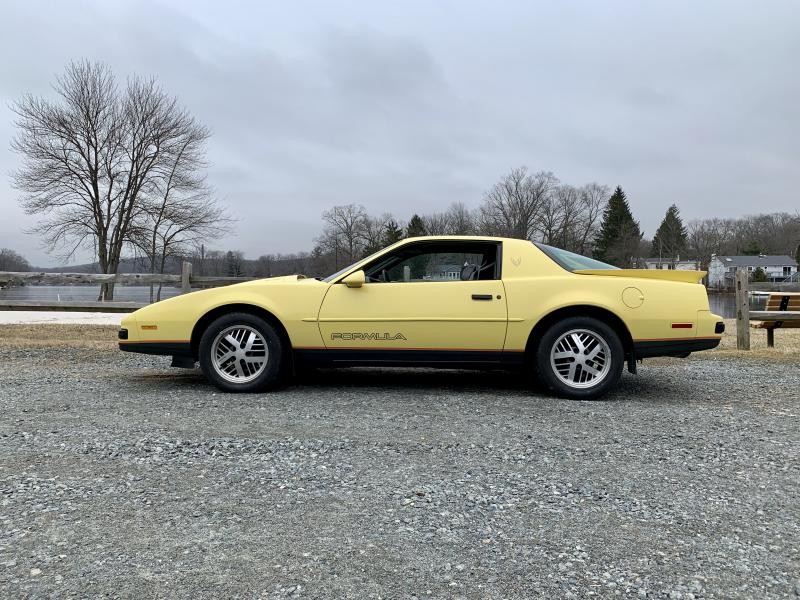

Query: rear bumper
[633,337,721,358]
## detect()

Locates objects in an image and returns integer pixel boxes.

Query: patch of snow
[0,311,124,325]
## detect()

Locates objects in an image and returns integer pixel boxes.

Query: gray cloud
[1,0,798,266]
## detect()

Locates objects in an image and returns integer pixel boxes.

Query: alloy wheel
[211,325,269,384]
[549,328,611,389]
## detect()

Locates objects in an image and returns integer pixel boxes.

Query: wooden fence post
[735,268,750,350]
[181,261,193,294]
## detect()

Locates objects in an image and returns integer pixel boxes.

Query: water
[0,286,757,318]
[709,293,765,318]
[0,285,181,303]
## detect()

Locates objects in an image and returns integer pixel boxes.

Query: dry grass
[1,319,798,362]
[712,318,800,361]
[0,324,119,349]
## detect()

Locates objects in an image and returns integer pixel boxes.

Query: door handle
[471,294,493,301]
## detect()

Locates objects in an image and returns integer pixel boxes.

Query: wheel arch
[525,305,633,358]
[190,303,292,360]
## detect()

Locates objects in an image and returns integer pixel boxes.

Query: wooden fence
[0,261,252,312]
[750,282,800,293]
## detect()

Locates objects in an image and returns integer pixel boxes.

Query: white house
[708,254,798,289]
[435,263,463,280]
[643,257,699,271]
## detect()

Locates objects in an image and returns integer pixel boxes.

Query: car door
[317,241,507,359]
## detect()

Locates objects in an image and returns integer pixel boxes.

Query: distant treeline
[0,248,31,272]
[194,177,800,276]
[7,167,800,278]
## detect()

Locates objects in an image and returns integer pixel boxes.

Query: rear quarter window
[534,243,619,272]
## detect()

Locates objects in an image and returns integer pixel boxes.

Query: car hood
[223,274,309,288]
[186,273,319,299]
[574,269,707,284]
[140,274,314,308]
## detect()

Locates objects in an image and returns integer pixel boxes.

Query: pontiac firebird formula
[119,236,724,399]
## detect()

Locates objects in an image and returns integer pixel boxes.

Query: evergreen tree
[383,219,404,246]
[650,204,688,261]
[741,240,762,256]
[406,214,427,238]
[751,267,768,282]
[592,186,643,267]
[225,250,244,277]
[404,214,430,278]
[795,243,800,266]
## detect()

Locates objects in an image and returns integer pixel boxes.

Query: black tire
[534,316,623,400]
[199,312,284,393]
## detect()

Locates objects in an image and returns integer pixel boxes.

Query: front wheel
[199,312,284,392]
[535,317,623,400]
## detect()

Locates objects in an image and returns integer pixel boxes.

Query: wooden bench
[750,292,800,347]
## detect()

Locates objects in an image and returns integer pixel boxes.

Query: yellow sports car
[119,236,724,399]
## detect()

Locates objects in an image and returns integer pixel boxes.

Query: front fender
[120,278,329,349]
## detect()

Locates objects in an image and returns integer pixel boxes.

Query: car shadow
[294,366,535,394]
[291,367,667,402]
[127,365,539,395]
[125,365,662,402]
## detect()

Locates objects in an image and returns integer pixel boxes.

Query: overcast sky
[1,0,798,266]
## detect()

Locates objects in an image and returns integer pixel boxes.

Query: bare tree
[687,213,800,267]
[11,60,216,299]
[473,174,606,254]
[575,183,608,255]
[310,245,337,277]
[537,184,567,246]
[193,243,208,276]
[478,168,558,240]
[251,251,317,277]
[129,124,231,301]
[445,202,475,235]
[361,213,392,257]
[0,249,31,272]
[197,249,226,276]
[558,185,587,250]
[420,212,451,236]
[317,204,368,268]
[747,213,800,255]
[687,218,726,270]
[135,196,230,300]
[536,184,604,253]
[253,254,275,278]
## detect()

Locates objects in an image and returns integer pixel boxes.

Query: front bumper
[118,313,193,357]
[118,339,193,357]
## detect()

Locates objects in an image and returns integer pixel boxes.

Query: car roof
[402,235,513,243]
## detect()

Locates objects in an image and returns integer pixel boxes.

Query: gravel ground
[1,345,798,599]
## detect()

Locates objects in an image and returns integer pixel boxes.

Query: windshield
[322,247,387,282]
[534,242,618,272]
[322,262,360,283]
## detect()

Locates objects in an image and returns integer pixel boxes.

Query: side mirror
[341,270,365,288]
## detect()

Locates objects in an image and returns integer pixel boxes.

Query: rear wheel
[199,313,283,392]
[535,317,623,400]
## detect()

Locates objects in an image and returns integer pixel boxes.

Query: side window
[364,243,499,283]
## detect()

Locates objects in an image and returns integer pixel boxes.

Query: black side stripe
[295,348,525,367]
